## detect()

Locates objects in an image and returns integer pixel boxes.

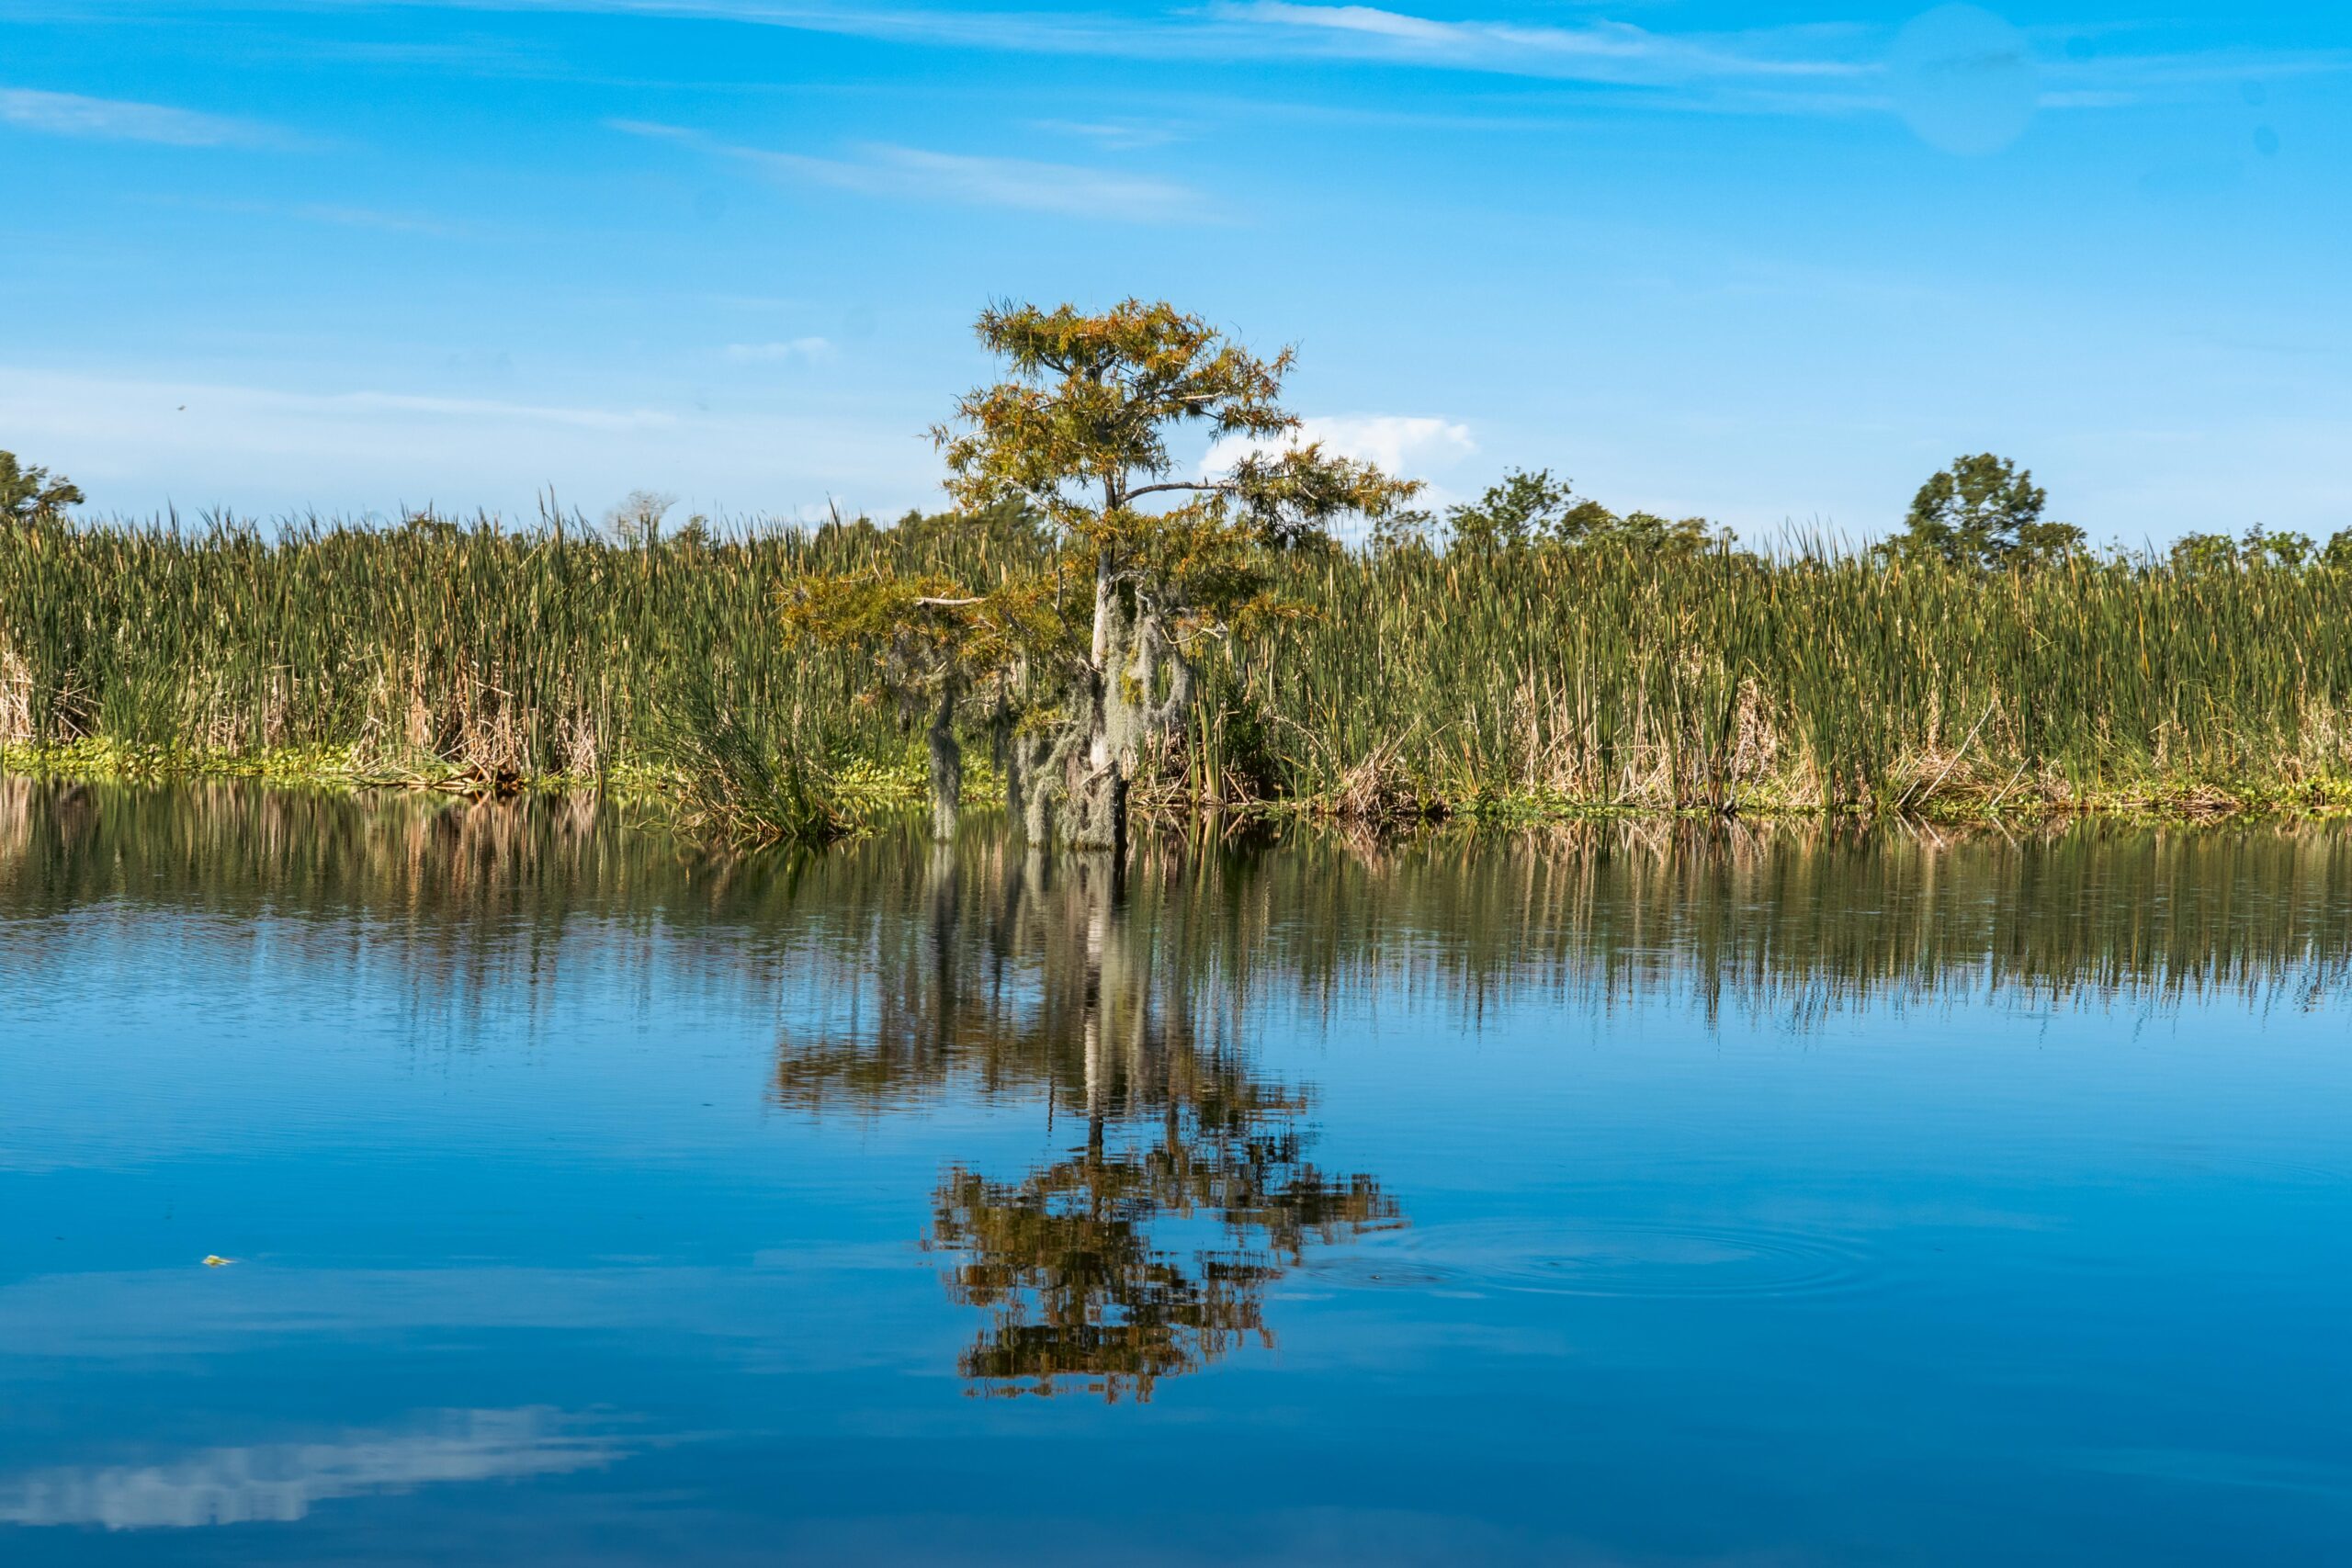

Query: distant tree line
[10,441,2344,577]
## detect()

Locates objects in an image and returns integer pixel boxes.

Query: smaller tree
[2239,525,2314,570]
[396,507,466,541]
[605,489,675,547]
[1,450,85,527]
[2169,532,2242,573]
[1444,468,1726,558]
[1886,454,2082,570]
[1364,505,1437,557]
[2169,525,2322,574]
[781,569,1073,840]
[1445,468,1582,550]
[1592,508,1730,560]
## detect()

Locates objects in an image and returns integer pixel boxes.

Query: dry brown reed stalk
[0,645,31,747]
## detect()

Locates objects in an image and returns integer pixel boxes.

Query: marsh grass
[1214,542,2352,822]
[6,513,2352,829]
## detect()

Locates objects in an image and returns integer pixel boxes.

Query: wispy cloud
[92,1,2346,126]
[1216,2,1868,85]
[1031,118,1182,152]
[0,86,286,147]
[613,119,1220,224]
[300,1,1867,88]
[723,337,834,364]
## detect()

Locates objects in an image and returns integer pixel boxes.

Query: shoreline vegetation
[7,299,2352,845]
[9,505,2352,836]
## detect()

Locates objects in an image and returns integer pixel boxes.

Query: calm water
[3,782,2349,1565]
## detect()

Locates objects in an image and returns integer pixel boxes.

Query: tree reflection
[780,845,1402,1401]
[929,1067,1398,1401]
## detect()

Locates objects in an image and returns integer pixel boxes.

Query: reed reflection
[10,779,2350,1027]
[777,848,1402,1399]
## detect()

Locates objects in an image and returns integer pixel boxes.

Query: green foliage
[1444,468,1579,550]
[1364,506,1438,558]
[935,298,1419,579]
[1,450,84,528]
[2174,525,2324,573]
[779,566,1074,719]
[2170,531,2242,573]
[642,657,844,847]
[2243,525,2316,570]
[1885,453,2084,570]
[1444,468,1725,559]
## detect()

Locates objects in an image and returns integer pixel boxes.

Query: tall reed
[5,514,2350,820]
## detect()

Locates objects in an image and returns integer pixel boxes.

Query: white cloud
[0,87,284,148]
[1204,414,1476,540]
[1206,413,1476,482]
[0,1409,625,1530]
[722,337,836,364]
[613,120,1218,224]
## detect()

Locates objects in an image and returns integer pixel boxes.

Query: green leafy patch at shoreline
[10,739,2347,829]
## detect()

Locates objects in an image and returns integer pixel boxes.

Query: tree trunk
[1061,750,1127,852]
[1063,553,1136,852]
[1019,731,1062,844]
[1006,558,1202,855]
[926,679,962,842]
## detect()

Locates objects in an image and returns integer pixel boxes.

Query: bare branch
[1125,479,1237,502]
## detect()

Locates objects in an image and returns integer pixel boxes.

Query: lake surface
[3,781,2349,1565]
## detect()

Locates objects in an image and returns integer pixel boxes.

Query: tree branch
[1125,479,1237,502]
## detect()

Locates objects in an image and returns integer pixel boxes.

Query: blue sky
[2,1,2346,544]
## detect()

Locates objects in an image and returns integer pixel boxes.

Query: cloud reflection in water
[0,1407,626,1530]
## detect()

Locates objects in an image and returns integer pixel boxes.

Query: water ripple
[1309,1218,1881,1302]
